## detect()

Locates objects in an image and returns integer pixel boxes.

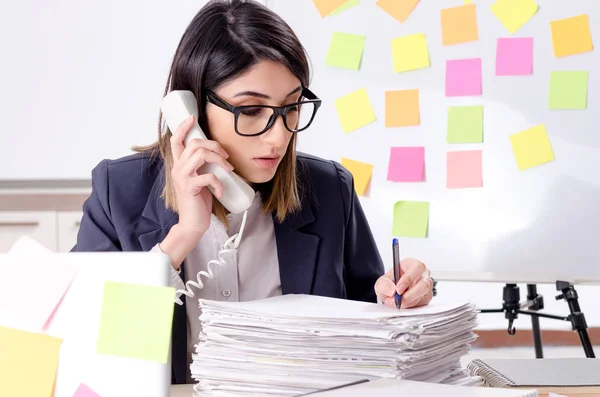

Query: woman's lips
[252,157,280,169]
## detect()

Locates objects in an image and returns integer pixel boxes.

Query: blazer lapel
[274,200,320,295]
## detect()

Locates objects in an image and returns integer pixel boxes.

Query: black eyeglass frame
[206,87,322,137]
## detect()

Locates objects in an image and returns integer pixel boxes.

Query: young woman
[73,0,434,384]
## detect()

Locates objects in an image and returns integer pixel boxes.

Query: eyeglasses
[206,87,322,137]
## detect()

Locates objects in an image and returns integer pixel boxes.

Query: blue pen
[392,238,402,309]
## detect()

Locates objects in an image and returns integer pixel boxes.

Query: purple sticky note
[73,384,100,397]
[496,37,533,76]
[387,147,425,182]
[445,58,482,97]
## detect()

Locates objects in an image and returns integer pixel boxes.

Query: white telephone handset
[160,90,255,214]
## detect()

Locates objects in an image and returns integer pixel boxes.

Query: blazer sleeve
[334,162,385,303]
[71,160,121,252]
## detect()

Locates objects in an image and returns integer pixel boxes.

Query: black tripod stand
[480,281,596,358]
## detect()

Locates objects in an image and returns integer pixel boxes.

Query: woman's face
[206,60,302,184]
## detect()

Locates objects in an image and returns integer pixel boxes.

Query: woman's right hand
[158,114,234,269]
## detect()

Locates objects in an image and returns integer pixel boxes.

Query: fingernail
[397,283,408,295]
[228,164,234,171]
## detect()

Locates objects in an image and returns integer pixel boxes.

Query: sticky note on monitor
[446,58,482,96]
[491,0,538,34]
[313,0,350,17]
[510,124,554,171]
[326,32,365,70]
[441,4,478,46]
[550,14,593,58]
[385,89,420,127]
[334,88,376,133]
[0,256,77,330]
[447,105,483,143]
[96,281,175,363]
[73,384,101,397]
[496,37,533,75]
[549,71,588,110]
[341,158,374,196]
[376,0,419,24]
[391,33,430,73]
[447,150,483,189]
[393,201,429,238]
[387,147,424,182]
[0,326,62,397]
[330,0,359,15]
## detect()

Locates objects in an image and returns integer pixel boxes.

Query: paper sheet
[509,124,555,171]
[496,37,533,76]
[330,0,359,15]
[550,14,593,58]
[441,4,478,46]
[490,0,538,35]
[392,33,430,73]
[447,105,483,143]
[0,255,76,330]
[385,89,420,127]
[341,158,374,196]
[447,150,483,189]
[376,0,420,24]
[548,71,588,110]
[73,384,101,397]
[96,281,175,363]
[392,200,429,238]
[326,32,365,70]
[312,0,350,17]
[0,326,62,397]
[334,88,377,133]
[387,147,425,182]
[446,58,482,96]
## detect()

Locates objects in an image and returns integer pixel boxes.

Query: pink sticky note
[73,384,100,397]
[447,150,482,189]
[387,147,425,182]
[496,37,533,76]
[446,58,482,96]
[0,256,77,330]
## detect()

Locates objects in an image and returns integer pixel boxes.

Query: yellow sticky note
[551,15,593,58]
[376,0,420,24]
[392,33,430,73]
[441,4,479,46]
[326,32,366,70]
[341,158,374,196]
[0,326,62,397]
[490,0,538,34]
[393,201,429,238]
[509,124,554,171]
[385,89,420,127]
[334,88,376,133]
[313,0,350,17]
[463,0,473,3]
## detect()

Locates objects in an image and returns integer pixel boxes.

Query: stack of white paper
[190,294,480,397]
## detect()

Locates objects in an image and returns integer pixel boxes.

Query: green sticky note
[392,201,429,238]
[96,281,175,363]
[447,105,483,143]
[548,71,588,109]
[326,32,366,70]
[330,0,359,15]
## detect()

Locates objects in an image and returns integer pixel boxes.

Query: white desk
[433,271,600,285]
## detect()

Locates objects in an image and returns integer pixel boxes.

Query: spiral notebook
[467,358,600,397]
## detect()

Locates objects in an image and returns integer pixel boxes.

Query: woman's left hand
[374,258,433,309]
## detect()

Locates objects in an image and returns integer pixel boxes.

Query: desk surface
[171,385,194,397]
[433,271,600,285]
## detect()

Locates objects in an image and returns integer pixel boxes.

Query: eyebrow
[233,85,303,99]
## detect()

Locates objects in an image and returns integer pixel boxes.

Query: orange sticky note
[341,158,374,196]
[313,0,350,17]
[376,0,420,24]
[441,4,479,46]
[447,150,482,189]
[385,89,420,127]
[0,326,62,397]
[551,14,593,58]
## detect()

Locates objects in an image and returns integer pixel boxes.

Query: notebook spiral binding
[466,359,516,388]
[174,210,248,305]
